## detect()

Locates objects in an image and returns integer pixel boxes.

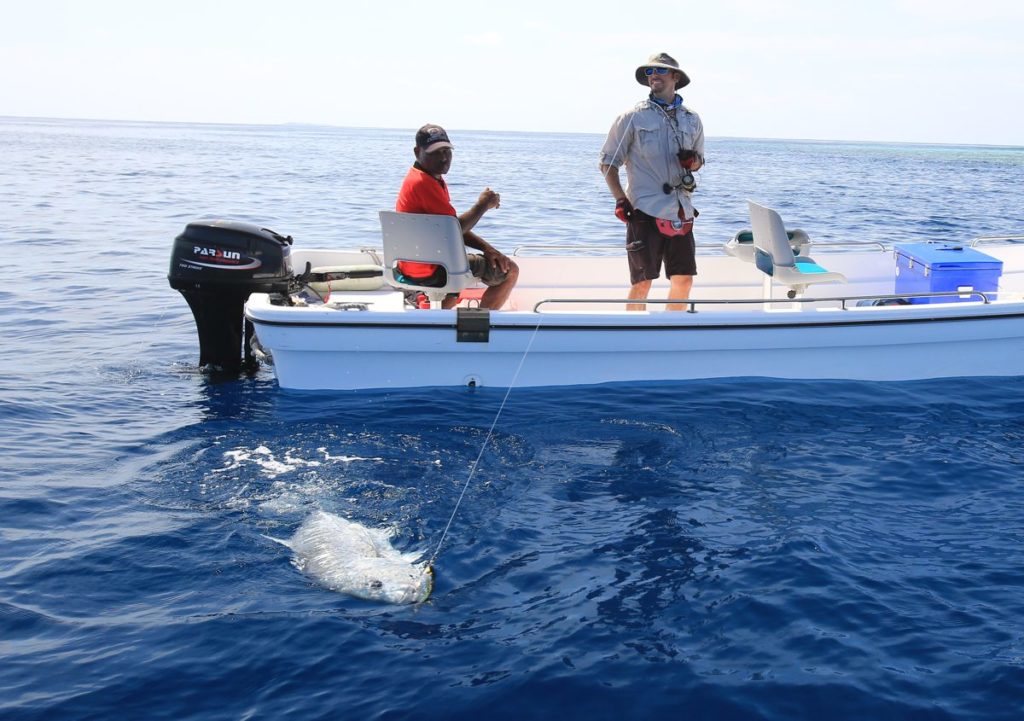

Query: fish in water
[266,510,432,605]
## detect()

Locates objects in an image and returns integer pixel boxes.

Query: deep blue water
[1,117,1023,720]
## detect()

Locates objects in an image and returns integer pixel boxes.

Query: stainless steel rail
[511,245,622,256]
[512,241,889,256]
[803,241,888,252]
[970,235,1024,246]
[532,290,994,313]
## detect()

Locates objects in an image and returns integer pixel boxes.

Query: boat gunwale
[246,304,1024,332]
[531,290,1001,312]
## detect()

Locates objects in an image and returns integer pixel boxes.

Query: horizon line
[2,114,1022,151]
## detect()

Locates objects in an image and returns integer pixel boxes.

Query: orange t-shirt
[395,165,458,278]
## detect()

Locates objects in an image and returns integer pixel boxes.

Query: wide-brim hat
[635,52,690,89]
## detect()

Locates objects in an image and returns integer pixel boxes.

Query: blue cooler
[894,243,1002,304]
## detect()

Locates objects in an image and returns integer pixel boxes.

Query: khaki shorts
[468,253,509,286]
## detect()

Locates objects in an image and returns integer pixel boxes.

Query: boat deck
[283,240,1024,315]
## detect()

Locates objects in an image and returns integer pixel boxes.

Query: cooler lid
[894,243,1003,270]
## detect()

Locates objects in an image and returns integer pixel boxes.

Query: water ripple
[2,118,1023,721]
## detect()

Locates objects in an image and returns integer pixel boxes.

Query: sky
[2,0,1022,145]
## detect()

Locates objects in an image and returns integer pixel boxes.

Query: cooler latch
[456,307,490,343]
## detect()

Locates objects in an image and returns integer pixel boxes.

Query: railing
[971,235,1024,247]
[532,290,996,313]
[512,240,890,256]
[510,243,721,256]
[797,241,888,252]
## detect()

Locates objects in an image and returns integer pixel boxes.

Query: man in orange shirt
[396,124,518,310]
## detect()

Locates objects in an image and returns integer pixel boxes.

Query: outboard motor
[168,220,293,373]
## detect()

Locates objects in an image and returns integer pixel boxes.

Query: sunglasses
[644,67,672,76]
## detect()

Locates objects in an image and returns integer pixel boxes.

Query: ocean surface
[2,116,1023,720]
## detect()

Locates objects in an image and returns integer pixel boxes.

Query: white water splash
[214,445,383,478]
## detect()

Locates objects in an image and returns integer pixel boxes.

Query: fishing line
[600,112,635,183]
[429,104,637,565]
[428,314,544,566]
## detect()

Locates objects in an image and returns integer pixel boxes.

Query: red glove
[677,149,701,170]
[614,198,634,223]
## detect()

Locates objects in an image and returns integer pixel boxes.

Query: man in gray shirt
[600,52,705,310]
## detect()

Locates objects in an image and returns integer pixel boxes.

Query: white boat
[169,202,1024,390]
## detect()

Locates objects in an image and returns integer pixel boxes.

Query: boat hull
[248,304,1024,390]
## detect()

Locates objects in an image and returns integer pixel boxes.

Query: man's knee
[503,260,520,286]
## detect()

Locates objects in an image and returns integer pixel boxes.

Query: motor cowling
[169,220,293,373]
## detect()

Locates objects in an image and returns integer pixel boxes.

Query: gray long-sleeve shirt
[599,99,704,221]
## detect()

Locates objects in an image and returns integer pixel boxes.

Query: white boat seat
[747,200,846,297]
[378,211,476,307]
[724,228,810,264]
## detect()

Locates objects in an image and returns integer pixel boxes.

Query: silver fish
[267,510,432,605]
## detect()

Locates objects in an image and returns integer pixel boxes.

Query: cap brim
[422,141,454,153]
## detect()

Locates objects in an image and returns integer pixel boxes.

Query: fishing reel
[663,169,696,195]
[665,148,700,193]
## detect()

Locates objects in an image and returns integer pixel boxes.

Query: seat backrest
[378,211,474,294]
[748,201,797,274]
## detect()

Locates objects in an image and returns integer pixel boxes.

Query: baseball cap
[415,124,454,153]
